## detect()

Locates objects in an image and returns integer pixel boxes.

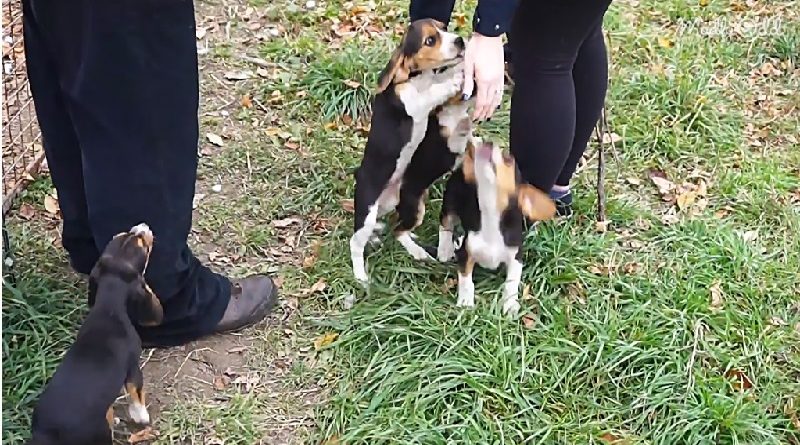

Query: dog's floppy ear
[376,46,410,93]
[87,262,103,308]
[127,277,164,327]
[517,184,557,222]
[462,140,476,183]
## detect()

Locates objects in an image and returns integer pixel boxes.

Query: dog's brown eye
[425,36,436,46]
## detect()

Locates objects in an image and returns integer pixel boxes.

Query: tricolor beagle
[350,18,472,284]
[27,224,163,445]
[438,141,556,317]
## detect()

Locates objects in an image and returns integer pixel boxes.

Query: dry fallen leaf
[272,217,300,228]
[303,278,327,296]
[224,70,252,81]
[213,375,230,390]
[657,36,674,48]
[343,79,361,89]
[595,220,611,233]
[303,241,322,269]
[600,432,624,444]
[206,132,224,147]
[676,190,697,211]
[231,373,260,391]
[19,203,35,220]
[322,435,340,445]
[709,281,724,311]
[128,427,158,443]
[241,94,253,108]
[602,132,622,144]
[725,368,753,391]
[625,177,642,186]
[314,332,339,351]
[43,195,60,215]
[622,262,640,274]
[740,230,759,243]
[340,199,355,213]
[521,313,536,329]
[769,316,787,327]
[521,283,533,301]
[650,175,675,196]
[227,346,247,354]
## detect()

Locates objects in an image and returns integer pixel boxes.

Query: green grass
[3,0,799,444]
[2,195,86,443]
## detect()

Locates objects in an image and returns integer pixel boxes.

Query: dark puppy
[438,141,556,317]
[27,223,163,445]
[350,18,467,284]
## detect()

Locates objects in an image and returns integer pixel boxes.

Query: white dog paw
[128,403,150,425]
[502,299,520,318]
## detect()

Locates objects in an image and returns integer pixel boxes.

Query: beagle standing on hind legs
[350,18,467,284]
[438,141,557,317]
[27,224,164,445]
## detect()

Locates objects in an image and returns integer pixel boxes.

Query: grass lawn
[3,0,799,443]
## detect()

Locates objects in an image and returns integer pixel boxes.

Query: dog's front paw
[456,292,475,308]
[456,276,475,308]
[128,403,150,425]
[502,298,520,318]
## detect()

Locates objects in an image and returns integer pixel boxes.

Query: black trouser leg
[555,25,609,187]
[409,0,456,25]
[23,0,230,347]
[23,0,99,274]
[509,0,612,193]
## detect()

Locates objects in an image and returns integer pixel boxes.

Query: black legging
[510,0,612,192]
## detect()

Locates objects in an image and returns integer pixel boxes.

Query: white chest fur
[466,184,518,270]
[467,226,517,270]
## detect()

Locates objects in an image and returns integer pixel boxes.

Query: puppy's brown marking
[517,184,556,221]
[376,19,459,93]
[106,405,114,429]
[462,142,476,184]
[494,151,518,212]
[459,254,475,277]
[125,382,145,407]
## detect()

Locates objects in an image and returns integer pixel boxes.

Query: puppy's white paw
[456,293,475,308]
[502,298,521,318]
[397,232,434,261]
[437,229,455,262]
[408,245,434,261]
[128,403,150,425]
[353,267,369,285]
[342,293,356,310]
[456,275,475,308]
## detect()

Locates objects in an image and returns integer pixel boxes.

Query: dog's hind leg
[352,168,389,284]
[125,364,150,425]
[395,188,435,261]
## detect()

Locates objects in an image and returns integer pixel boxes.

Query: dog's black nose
[455,36,465,50]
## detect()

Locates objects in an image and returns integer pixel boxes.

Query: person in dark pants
[409,0,613,216]
[22,0,278,348]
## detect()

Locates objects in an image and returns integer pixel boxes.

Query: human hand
[461,32,504,121]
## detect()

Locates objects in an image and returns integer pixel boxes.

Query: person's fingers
[490,83,504,115]
[462,53,475,100]
[474,80,493,120]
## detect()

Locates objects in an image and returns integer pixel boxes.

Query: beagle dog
[437,141,556,317]
[27,223,163,445]
[351,18,471,284]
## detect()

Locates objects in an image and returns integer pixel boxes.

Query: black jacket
[409,0,518,37]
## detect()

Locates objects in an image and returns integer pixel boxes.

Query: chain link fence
[2,0,44,215]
